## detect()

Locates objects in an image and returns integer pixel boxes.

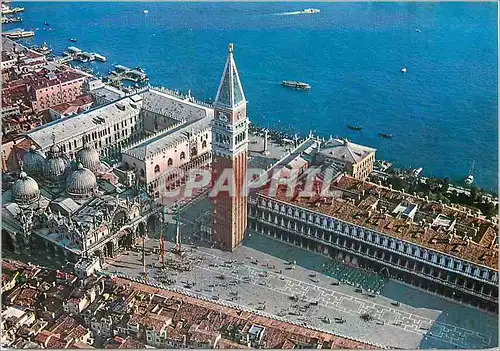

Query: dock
[62,46,107,63]
[106,64,148,86]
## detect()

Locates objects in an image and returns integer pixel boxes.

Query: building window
[202,140,207,148]
[167,158,173,166]
[180,152,185,160]
[154,165,160,173]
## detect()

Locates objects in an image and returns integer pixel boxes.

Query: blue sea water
[11,2,498,191]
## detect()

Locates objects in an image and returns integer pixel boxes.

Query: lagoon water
[14,2,498,190]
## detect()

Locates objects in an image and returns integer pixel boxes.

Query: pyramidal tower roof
[214,43,246,109]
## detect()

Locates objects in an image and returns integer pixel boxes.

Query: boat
[401,67,407,73]
[415,28,421,33]
[379,133,393,139]
[1,5,24,15]
[301,8,320,14]
[93,53,107,62]
[143,9,149,14]
[1,16,22,24]
[44,21,49,26]
[412,167,423,177]
[347,125,362,131]
[281,81,311,90]
[2,29,34,39]
[69,38,77,43]
[464,160,475,185]
[31,42,51,55]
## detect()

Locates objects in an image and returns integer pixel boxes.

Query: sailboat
[464,160,475,185]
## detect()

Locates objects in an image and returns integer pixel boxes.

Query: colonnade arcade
[248,196,499,313]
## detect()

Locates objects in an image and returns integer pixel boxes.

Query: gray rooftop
[26,96,142,150]
[142,89,213,123]
[91,85,126,102]
[320,138,376,164]
[123,116,212,160]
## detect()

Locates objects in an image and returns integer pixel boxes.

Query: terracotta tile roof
[112,277,377,349]
[258,174,499,270]
[216,338,251,349]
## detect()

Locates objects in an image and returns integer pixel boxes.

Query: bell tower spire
[214,43,246,109]
[211,43,249,251]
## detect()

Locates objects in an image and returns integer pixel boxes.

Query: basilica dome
[12,171,40,205]
[43,143,70,187]
[22,145,45,179]
[66,163,97,199]
[76,143,101,173]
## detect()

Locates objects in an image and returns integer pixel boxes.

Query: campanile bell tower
[211,43,249,251]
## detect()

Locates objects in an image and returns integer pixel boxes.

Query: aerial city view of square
[0,2,498,350]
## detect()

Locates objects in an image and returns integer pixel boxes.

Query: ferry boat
[281,81,311,90]
[1,4,24,15]
[347,125,362,131]
[379,133,393,139]
[2,29,34,39]
[93,53,107,62]
[464,160,475,185]
[301,8,320,14]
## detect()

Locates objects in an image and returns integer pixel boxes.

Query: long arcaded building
[248,162,498,312]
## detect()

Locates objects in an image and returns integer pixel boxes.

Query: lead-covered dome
[12,171,40,205]
[22,145,46,179]
[66,163,97,199]
[76,143,100,173]
[43,143,70,187]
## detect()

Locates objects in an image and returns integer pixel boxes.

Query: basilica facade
[2,140,163,271]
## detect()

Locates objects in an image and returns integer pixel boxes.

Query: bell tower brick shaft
[211,43,249,251]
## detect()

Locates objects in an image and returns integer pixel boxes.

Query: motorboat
[401,67,407,73]
[379,133,393,139]
[347,125,362,131]
[301,8,320,14]
[69,38,77,43]
[143,9,149,14]
[281,80,311,90]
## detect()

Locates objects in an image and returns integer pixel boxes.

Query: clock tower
[211,43,249,251]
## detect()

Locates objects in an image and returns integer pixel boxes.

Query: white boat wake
[274,11,305,16]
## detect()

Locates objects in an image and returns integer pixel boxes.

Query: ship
[1,4,24,15]
[93,53,107,62]
[281,81,311,90]
[301,8,320,14]
[347,125,362,131]
[379,133,393,139]
[2,28,34,39]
